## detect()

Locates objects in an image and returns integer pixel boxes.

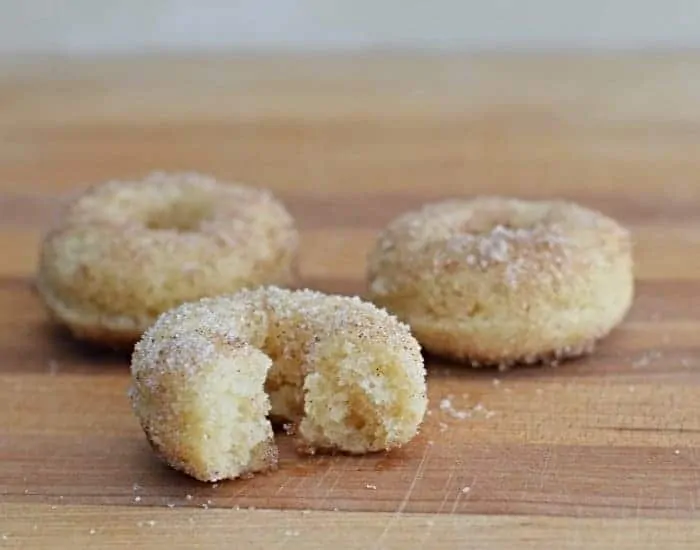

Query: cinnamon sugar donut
[366,197,634,367]
[36,172,299,348]
[129,286,427,482]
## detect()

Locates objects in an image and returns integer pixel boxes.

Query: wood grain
[1,52,699,549]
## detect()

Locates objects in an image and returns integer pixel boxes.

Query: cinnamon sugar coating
[36,172,299,348]
[129,287,427,482]
[366,197,634,367]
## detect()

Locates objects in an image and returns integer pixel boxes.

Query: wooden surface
[1,52,699,549]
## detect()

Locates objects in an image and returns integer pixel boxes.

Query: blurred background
[1,0,699,54]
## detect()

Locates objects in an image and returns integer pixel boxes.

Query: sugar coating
[36,171,299,348]
[367,196,634,366]
[129,286,428,482]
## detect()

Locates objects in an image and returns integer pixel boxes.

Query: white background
[1,0,699,54]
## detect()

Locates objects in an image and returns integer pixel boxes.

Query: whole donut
[129,286,427,482]
[36,172,299,348]
[366,197,634,367]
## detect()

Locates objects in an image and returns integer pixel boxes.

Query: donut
[366,196,634,367]
[36,172,299,348]
[128,286,427,482]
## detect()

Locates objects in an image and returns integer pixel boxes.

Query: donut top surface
[59,171,293,240]
[37,172,299,329]
[371,196,630,288]
[131,286,425,383]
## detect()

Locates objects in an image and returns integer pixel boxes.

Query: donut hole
[144,199,213,232]
[460,204,550,234]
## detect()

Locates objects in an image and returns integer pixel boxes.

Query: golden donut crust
[129,287,427,482]
[366,197,634,367]
[36,172,299,348]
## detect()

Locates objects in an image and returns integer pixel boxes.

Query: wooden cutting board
[1,53,699,549]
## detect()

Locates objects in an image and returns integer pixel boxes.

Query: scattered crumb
[1,534,7,540]
[285,530,300,537]
[24,489,29,495]
[206,499,213,505]
[232,505,240,510]
[48,360,59,375]
[201,503,209,510]
[439,422,448,432]
[439,398,469,419]
[492,379,501,386]
[426,410,433,416]
[333,507,339,512]
[365,484,377,490]
[167,503,175,509]
[439,397,495,421]
[461,486,471,494]
[212,483,219,489]
[133,496,141,503]
[132,483,142,492]
[675,449,681,455]
[282,423,296,435]
[632,351,662,368]
[186,494,193,501]
[427,440,434,446]
[137,520,156,528]
[301,510,310,515]
[50,505,56,511]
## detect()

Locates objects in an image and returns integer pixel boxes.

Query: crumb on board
[133,496,141,503]
[285,530,300,537]
[675,449,681,455]
[186,494,193,501]
[632,350,662,368]
[438,397,495,421]
[365,483,377,490]
[461,486,471,494]
[137,520,156,528]
[48,360,59,375]
[89,529,96,535]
